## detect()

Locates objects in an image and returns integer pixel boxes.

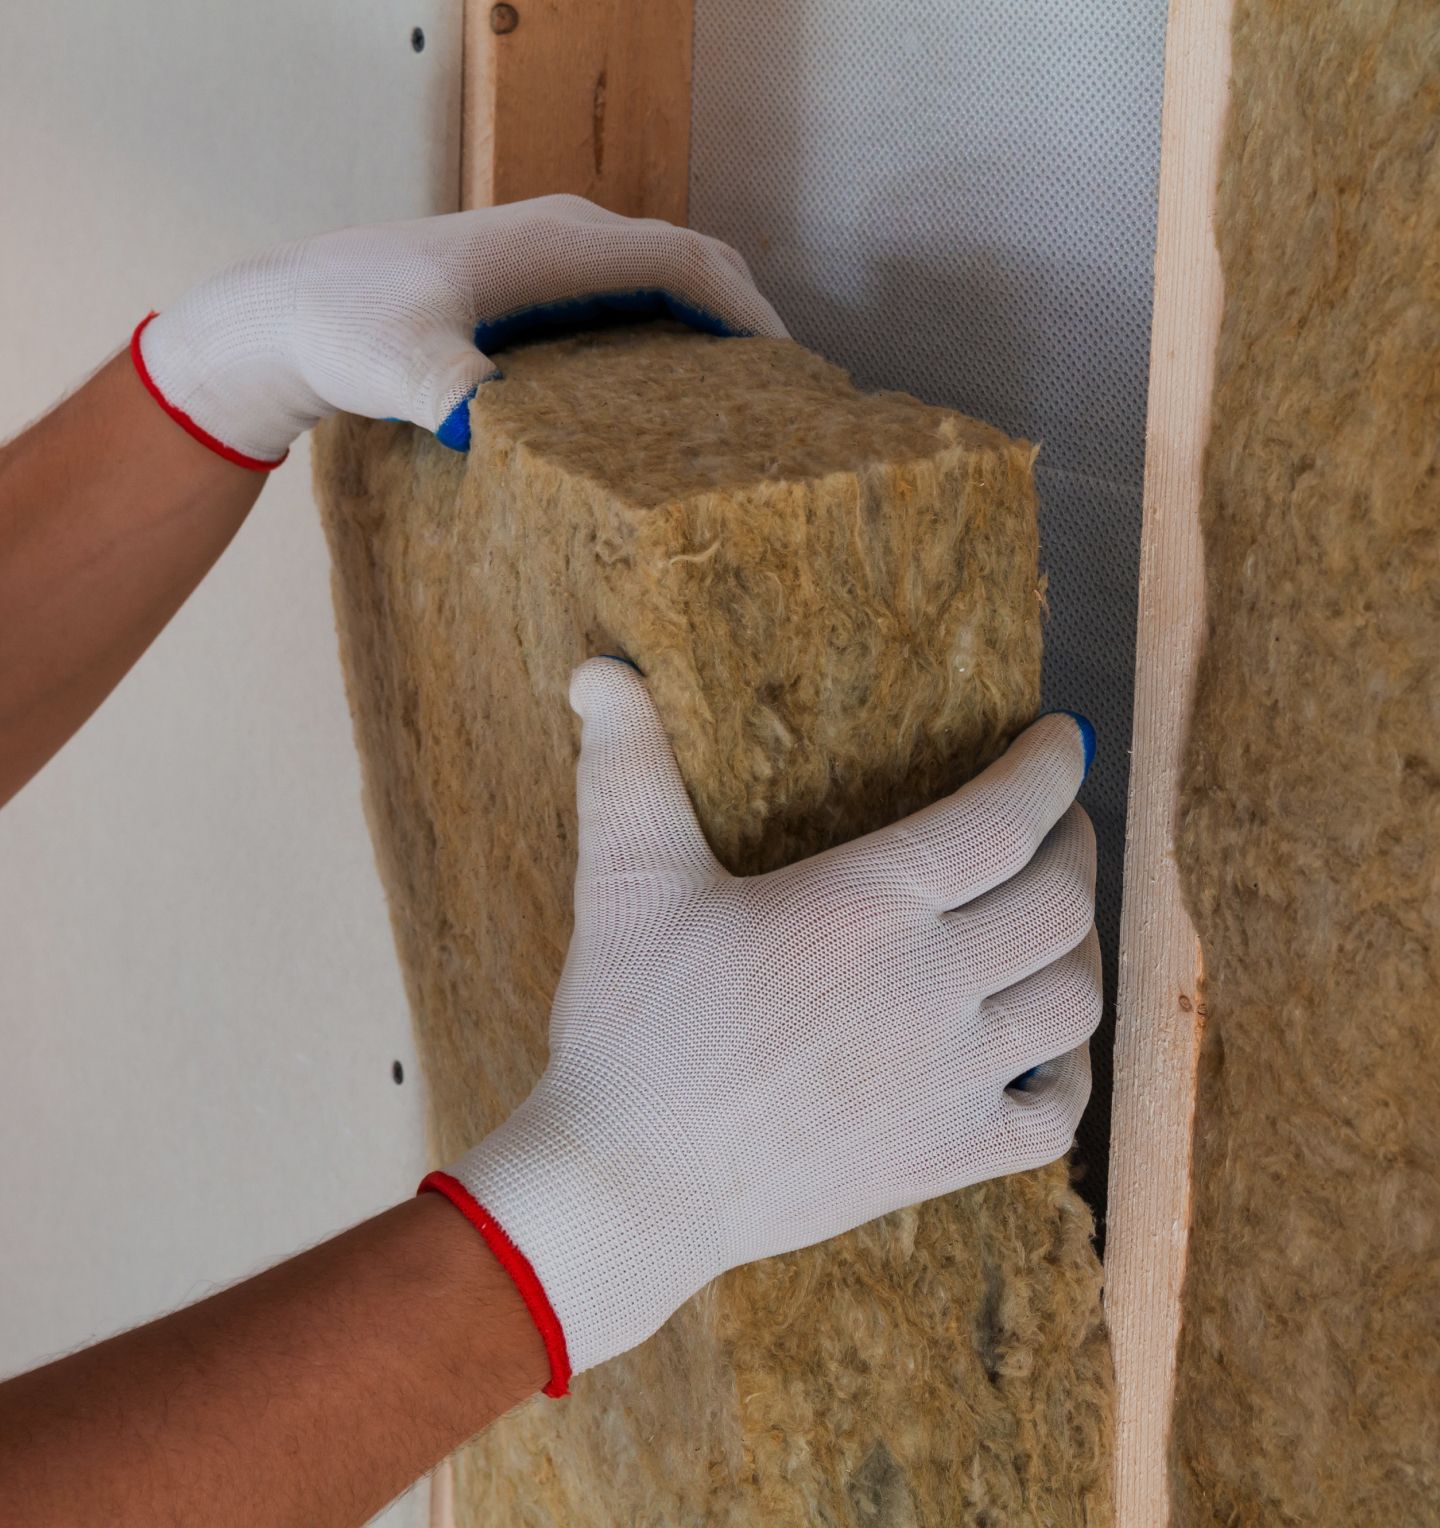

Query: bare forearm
[0,1195,546,1528]
[0,349,265,806]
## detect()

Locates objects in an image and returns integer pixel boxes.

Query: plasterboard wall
[0,6,460,1523]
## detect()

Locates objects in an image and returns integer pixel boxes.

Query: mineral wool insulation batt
[1171,1,1440,1520]
[312,325,1112,1526]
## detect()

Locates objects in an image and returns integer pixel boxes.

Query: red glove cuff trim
[419,1169,572,1398]
[129,312,289,473]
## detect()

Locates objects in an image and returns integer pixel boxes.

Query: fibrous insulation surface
[312,325,1111,1526]
[1172,2,1440,1520]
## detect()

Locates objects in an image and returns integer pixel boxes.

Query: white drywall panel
[691,0,1168,1227]
[0,6,460,1522]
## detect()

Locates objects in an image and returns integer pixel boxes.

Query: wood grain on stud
[461,0,692,220]
[1105,0,1232,1523]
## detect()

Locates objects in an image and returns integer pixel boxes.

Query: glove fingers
[942,803,1096,995]
[866,712,1093,913]
[408,336,501,449]
[979,926,1103,1079]
[456,195,789,346]
[999,1043,1092,1171]
[570,658,721,880]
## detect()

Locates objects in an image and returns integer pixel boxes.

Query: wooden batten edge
[460,0,498,211]
[428,1453,456,1528]
[1105,0,1233,1523]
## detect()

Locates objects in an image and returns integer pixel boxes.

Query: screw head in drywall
[490,4,519,34]
[410,25,425,51]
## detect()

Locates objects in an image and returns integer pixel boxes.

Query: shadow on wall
[690,0,1169,1239]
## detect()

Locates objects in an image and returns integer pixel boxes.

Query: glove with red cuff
[423,657,1101,1397]
[130,194,788,472]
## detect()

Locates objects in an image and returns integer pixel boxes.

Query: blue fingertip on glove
[436,388,479,452]
[1043,709,1097,779]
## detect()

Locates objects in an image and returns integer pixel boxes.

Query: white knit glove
[424,658,1101,1396]
[130,195,787,471]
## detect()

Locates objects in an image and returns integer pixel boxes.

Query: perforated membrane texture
[690,0,1169,1224]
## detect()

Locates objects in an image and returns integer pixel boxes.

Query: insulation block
[1172,1,1440,1519]
[311,325,1111,1525]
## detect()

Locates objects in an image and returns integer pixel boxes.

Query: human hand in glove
[426,657,1101,1396]
[0,655,1098,1520]
[132,194,787,470]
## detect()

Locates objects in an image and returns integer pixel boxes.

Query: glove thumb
[409,330,502,451]
[570,658,721,881]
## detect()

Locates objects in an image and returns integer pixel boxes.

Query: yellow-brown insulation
[1172,0,1440,1519]
[311,324,1112,1526]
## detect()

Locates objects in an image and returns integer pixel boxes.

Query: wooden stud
[1105,0,1232,1522]
[441,11,693,1523]
[428,1455,454,1528]
[461,0,693,221]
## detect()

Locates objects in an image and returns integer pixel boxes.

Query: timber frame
[1106,0,1231,1522]
[447,0,1232,1520]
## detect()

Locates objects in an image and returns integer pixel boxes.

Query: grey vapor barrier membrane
[691,0,1169,1235]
